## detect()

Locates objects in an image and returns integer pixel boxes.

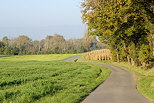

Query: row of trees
[0,34,105,55]
[82,0,154,68]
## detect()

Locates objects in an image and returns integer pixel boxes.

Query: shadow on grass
[0,56,11,58]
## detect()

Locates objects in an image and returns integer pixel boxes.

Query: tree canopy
[81,0,154,68]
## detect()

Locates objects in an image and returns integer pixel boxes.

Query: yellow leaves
[134,17,138,20]
[85,13,91,18]
[104,29,113,36]
[120,2,123,5]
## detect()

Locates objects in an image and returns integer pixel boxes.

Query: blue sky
[0,0,85,40]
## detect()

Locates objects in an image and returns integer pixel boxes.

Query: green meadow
[0,54,79,61]
[0,54,110,103]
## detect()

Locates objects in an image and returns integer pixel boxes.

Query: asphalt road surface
[64,55,82,62]
[82,63,152,103]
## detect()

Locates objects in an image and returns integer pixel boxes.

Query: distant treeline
[0,34,106,55]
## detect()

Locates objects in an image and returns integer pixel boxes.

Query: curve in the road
[82,63,152,103]
[64,56,152,103]
[64,55,82,62]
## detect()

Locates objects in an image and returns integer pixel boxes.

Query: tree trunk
[127,56,131,64]
[131,58,135,66]
[117,53,120,62]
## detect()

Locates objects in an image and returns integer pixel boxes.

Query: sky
[0,0,85,40]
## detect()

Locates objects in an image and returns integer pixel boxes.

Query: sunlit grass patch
[0,54,79,61]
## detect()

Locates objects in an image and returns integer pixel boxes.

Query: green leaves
[81,0,154,67]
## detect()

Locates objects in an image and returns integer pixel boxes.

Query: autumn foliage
[84,49,112,61]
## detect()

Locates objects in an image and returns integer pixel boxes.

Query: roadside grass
[137,78,154,102]
[0,54,110,103]
[78,56,154,102]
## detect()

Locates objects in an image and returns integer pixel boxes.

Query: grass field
[0,54,110,103]
[0,54,79,61]
[78,56,154,102]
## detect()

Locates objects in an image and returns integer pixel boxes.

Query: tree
[31,40,40,54]
[10,35,32,55]
[81,0,154,67]
[0,41,5,55]
[43,34,66,54]
[2,36,9,46]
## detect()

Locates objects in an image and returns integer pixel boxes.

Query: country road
[82,63,152,103]
[64,55,82,62]
[64,56,152,103]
